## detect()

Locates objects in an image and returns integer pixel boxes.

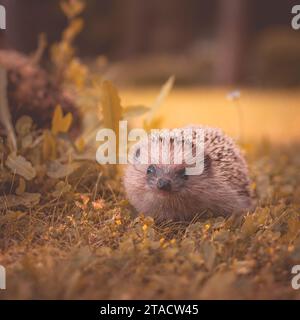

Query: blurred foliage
[47,0,172,165]
[51,0,85,84]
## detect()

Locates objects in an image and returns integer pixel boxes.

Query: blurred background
[1,0,300,86]
[0,0,300,143]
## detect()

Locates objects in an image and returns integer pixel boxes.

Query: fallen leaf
[6,153,36,180]
[46,160,80,179]
[51,181,72,197]
[0,193,41,209]
[0,210,27,225]
[241,214,259,237]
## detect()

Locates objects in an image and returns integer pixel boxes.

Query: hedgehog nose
[157,178,171,192]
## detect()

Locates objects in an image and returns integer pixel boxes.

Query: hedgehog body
[123,125,253,221]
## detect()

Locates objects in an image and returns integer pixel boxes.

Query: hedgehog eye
[177,168,188,179]
[147,165,156,175]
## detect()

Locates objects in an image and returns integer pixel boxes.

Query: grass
[1,87,300,299]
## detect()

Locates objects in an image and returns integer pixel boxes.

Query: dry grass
[1,88,300,300]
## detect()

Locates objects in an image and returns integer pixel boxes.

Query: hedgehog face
[145,164,188,194]
[124,132,213,220]
[123,160,207,221]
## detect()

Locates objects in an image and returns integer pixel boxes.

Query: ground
[0,88,300,299]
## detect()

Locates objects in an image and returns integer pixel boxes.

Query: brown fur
[123,125,253,221]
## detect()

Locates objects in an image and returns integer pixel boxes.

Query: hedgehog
[123,125,253,221]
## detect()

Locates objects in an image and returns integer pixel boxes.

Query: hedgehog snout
[157,178,172,192]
